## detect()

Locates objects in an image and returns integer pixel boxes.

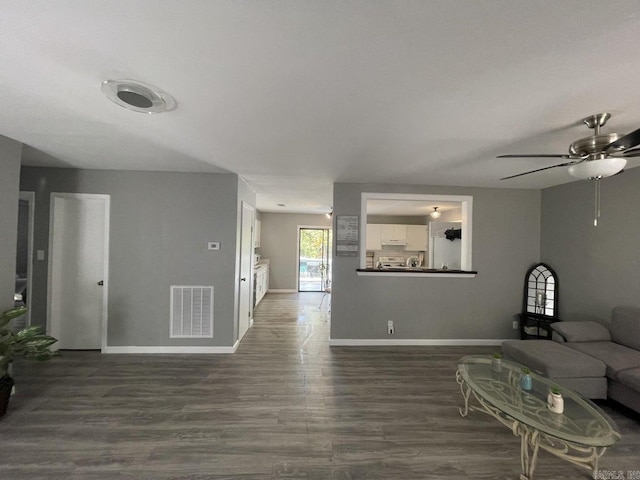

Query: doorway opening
[298,227,332,292]
[14,192,34,329]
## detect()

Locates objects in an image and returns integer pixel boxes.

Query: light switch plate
[207,242,220,250]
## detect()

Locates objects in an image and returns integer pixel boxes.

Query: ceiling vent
[101,79,176,114]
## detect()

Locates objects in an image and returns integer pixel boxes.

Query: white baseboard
[328,338,508,347]
[268,289,298,293]
[102,345,238,354]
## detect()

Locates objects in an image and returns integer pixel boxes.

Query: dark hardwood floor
[1,293,638,479]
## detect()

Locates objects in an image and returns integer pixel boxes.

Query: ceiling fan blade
[497,154,571,159]
[604,126,640,152]
[620,148,640,157]
[500,161,578,180]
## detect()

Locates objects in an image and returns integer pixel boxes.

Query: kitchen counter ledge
[356,268,477,278]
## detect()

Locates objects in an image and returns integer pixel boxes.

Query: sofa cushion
[616,368,640,394]
[552,321,611,343]
[502,340,606,378]
[565,341,640,380]
[611,306,640,351]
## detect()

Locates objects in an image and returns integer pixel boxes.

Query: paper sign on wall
[336,215,359,256]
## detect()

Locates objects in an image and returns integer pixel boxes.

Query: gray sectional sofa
[502,306,640,415]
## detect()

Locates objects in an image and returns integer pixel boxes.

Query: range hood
[380,240,407,246]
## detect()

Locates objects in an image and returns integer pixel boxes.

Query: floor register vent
[170,286,214,338]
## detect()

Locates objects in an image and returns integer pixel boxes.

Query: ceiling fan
[498,113,640,180]
[498,113,640,225]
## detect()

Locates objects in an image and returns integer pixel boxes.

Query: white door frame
[296,225,332,292]
[238,201,255,342]
[18,191,35,326]
[47,193,110,350]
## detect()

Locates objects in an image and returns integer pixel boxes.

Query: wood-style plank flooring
[1,293,639,479]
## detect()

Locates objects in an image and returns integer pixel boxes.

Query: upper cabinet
[379,225,407,245]
[365,224,428,251]
[405,225,428,251]
[254,219,261,248]
[366,224,382,250]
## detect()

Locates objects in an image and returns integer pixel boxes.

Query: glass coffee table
[456,355,619,480]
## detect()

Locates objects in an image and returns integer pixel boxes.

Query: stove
[377,256,406,268]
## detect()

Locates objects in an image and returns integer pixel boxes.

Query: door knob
[97,280,104,286]
[241,277,247,282]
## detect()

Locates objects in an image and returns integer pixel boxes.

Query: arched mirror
[523,263,558,319]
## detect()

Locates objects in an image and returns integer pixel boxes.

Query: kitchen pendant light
[430,207,441,219]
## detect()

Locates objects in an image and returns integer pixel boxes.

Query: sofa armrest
[551,321,611,343]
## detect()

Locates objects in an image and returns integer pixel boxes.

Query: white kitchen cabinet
[406,225,428,251]
[365,224,382,250]
[379,225,407,245]
[254,219,261,247]
[254,263,269,307]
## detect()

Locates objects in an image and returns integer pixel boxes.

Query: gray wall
[541,167,640,322]
[259,212,332,290]
[20,167,243,347]
[331,183,541,340]
[0,136,22,312]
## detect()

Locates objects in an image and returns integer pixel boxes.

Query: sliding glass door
[298,227,332,292]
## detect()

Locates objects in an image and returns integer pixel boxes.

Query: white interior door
[49,194,109,350]
[238,202,254,341]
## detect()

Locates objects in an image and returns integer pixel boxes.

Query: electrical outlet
[513,320,519,330]
[387,320,394,335]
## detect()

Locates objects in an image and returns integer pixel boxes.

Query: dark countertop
[357,267,477,274]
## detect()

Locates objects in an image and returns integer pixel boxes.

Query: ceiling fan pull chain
[594,178,601,226]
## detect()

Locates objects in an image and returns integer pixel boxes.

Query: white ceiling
[2,1,640,213]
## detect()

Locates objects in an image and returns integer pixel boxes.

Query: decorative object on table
[547,387,564,414]
[519,262,560,339]
[520,367,532,391]
[491,352,502,373]
[0,306,58,418]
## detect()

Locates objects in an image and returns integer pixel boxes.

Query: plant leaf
[0,306,28,327]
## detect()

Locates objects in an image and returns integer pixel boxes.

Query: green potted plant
[0,306,58,418]
[547,386,564,414]
[491,352,502,372]
[520,367,532,391]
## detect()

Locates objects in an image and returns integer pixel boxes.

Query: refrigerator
[429,221,462,269]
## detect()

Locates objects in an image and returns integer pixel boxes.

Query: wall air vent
[170,286,213,338]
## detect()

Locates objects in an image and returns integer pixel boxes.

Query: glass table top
[458,355,620,447]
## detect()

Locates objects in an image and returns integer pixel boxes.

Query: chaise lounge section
[502,306,640,414]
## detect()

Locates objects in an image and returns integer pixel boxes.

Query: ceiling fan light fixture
[101,79,176,114]
[567,157,627,180]
[430,207,441,219]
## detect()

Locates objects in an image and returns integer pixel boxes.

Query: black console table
[519,314,559,340]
